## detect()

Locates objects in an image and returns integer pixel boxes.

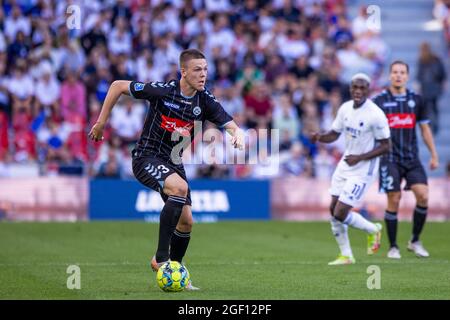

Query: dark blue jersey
[372,89,429,163]
[129,79,233,163]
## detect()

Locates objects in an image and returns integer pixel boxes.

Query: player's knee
[172,185,188,197]
[416,192,428,207]
[388,193,402,208]
[177,216,193,232]
[333,207,348,222]
[164,181,188,197]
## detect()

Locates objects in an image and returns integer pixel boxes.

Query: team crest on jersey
[193,106,201,116]
[134,83,145,91]
[408,99,416,108]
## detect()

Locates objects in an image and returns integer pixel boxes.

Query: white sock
[343,211,378,234]
[330,217,353,257]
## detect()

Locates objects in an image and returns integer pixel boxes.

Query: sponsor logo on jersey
[383,102,397,107]
[150,81,174,88]
[134,82,145,91]
[345,126,361,138]
[160,115,193,136]
[193,106,201,116]
[180,99,192,105]
[163,100,180,109]
[387,113,416,128]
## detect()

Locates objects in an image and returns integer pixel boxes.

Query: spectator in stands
[36,118,69,162]
[281,141,312,177]
[110,96,145,148]
[0,109,8,160]
[60,70,87,121]
[34,61,60,117]
[7,30,30,65]
[208,14,236,58]
[7,59,34,114]
[96,149,122,179]
[0,53,10,118]
[4,5,31,43]
[0,0,394,179]
[417,42,447,134]
[313,144,336,179]
[433,0,450,54]
[272,93,300,145]
[265,54,288,83]
[244,81,273,129]
[289,55,315,80]
[108,16,132,56]
[351,5,369,38]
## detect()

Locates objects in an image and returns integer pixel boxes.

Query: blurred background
[0,0,449,222]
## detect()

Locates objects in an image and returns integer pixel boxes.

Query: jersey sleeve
[371,94,383,109]
[372,109,391,140]
[415,94,430,124]
[128,81,171,100]
[331,104,345,133]
[203,90,233,127]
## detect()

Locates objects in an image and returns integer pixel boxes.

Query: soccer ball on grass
[156,261,190,292]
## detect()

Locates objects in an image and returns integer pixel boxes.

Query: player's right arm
[311,130,340,144]
[311,103,344,143]
[88,80,132,142]
[89,80,170,141]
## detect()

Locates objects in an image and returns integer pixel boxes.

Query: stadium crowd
[0,0,391,180]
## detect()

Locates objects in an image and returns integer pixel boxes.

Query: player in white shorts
[311,73,391,265]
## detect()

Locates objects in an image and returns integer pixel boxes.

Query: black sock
[412,205,427,243]
[384,210,398,248]
[170,229,191,262]
[155,196,186,262]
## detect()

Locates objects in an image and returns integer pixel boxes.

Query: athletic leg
[170,204,193,263]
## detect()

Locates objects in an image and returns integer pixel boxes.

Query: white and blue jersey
[331,99,390,177]
[329,99,390,207]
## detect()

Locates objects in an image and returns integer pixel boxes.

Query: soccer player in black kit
[373,61,439,259]
[89,49,244,290]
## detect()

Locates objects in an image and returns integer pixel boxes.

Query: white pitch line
[0,260,448,267]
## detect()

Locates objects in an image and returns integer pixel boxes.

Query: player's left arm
[419,123,439,170]
[344,138,390,166]
[345,108,391,166]
[416,95,439,170]
[223,120,244,150]
[203,90,243,150]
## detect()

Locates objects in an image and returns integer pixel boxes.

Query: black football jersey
[372,89,429,162]
[129,79,233,164]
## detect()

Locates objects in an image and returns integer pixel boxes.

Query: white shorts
[329,170,376,208]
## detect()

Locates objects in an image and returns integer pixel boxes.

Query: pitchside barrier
[0,177,448,221]
[89,179,270,221]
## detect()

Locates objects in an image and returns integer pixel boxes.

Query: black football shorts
[379,158,428,192]
[132,151,192,205]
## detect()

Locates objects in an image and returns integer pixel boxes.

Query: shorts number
[383,176,394,190]
[157,165,170,174]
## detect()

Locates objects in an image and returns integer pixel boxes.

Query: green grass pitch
[1,221,449,299]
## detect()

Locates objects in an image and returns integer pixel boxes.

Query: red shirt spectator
[244,82,272,117]
[60,71,87,122]
[0,111,8,159]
